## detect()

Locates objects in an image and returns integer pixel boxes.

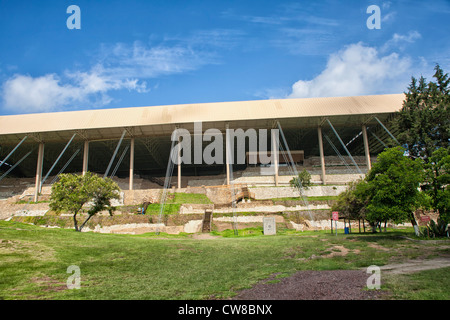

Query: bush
[289,169,311,189]
[421,218,449,238]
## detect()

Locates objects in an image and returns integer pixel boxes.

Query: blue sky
[0,0,449,115]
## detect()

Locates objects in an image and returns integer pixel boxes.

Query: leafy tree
[364,147,425,236]
[396,65,449,223]
[424,147,450,223]
[50,172,120,232]
[396,64,450,162]
[331,179,368,221]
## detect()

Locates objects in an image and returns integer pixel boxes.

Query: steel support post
[374,116,400,145]
[326,119,362,174]
[104,130,127,178]
[0,136,28,169]
[0,149,33,182]
[41,133,76,188]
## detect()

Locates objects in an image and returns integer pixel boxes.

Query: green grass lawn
[382,267,450,300]
[145,193,212,215]
[0,220,449,300]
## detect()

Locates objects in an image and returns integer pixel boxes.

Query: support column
[129,137,135,190]
[317,126,326,185]
[225,124,230,185]
[177,136,181,189]
[271,129,279,186]
[82,140,89,176]
[362,125,371,171]
[34,143,44,202]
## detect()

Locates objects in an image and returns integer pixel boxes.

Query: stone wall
[122,189,161,205]
[121,184,349,207]
[251,185,347,200]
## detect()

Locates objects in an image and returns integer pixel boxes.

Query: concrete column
[177,136,181,189]
[129,137,135,190]
[317,126,326,185]
[82,140,89,176]
[34,142,44,202]
[362,125,371,171]
[271,129,279,186]
[225,125,230,185]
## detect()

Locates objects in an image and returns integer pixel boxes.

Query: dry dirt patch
[232,270,381,300]
[322,245,360,258]
[31,275,67,293]
[295,245,360,261]
[367,242,390,251]
[191,233,220,240]
[0,238,56,262]
[232,255,450,300]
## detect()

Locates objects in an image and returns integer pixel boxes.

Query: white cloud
[381,31,421,52]
[1,67,148,114]
[272,27,335,55]
[287,42,412,99]
[1,38,218,113]
[100,41,214,79]
[381,11,396,23]
[2,74,81,113]
[382,2,392,10]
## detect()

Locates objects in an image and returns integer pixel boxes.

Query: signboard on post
[332,212,339,221]
[420,216,431,237]
[332,212,338,236]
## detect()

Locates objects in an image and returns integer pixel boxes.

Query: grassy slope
[145,193,212,215]
[0,221,449,300]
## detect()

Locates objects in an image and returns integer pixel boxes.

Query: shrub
[421,217,449,238]
[289,169,311,189]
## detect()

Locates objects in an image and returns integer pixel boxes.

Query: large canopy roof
[0,94,404,143]
[0,94,405,178]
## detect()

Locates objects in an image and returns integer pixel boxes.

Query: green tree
[331,179,368,221]
[397,64,450,162]
[424,147,450,223]
[50,172,120,232]
[397,64,449,224]
[364,147,425,235]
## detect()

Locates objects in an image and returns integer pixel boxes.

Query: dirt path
[379,256,450,274]
[232,256,450,300]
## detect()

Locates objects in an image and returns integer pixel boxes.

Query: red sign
[332,212,339,221]
[420,216,431,222]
